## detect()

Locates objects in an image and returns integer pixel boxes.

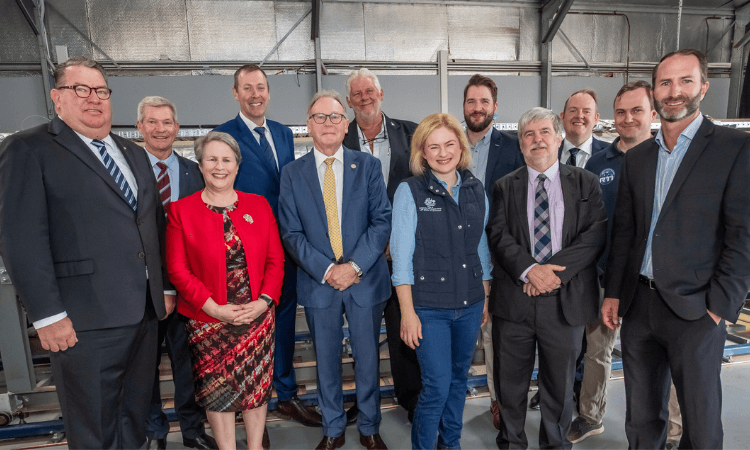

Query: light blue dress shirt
[468,126,493,185]
[146,150,181,203]
[640,114,704,278]
[390,171,492,286]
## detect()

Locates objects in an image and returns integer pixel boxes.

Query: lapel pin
[243,214,253,223]
[351,164,356,169]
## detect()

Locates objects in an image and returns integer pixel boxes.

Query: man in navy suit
[558,89,606,168]
[279,91,392,450]
[462,73,524,428]
[136,96,216,450]
[214,64,322,427]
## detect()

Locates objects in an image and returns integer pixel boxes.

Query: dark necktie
[533,174,552,263]
[566,148,580,166]
[254,126,279,175]
[156,162,171,210]
[92,139,137,211]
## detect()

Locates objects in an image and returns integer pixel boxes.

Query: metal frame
[727,3,750,118]
[540,0,575,109]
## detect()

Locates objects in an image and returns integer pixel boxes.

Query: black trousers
[383,287,422,413]
[50,303,158,449]
[492,295,584,450]
[146,312,205,440]
[621,283,726,450]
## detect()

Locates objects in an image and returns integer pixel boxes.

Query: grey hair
[306,89,348,118]
[137,96,178,123]
[344,68,382,98]
[518,107,565,138]
[194,131,242,165]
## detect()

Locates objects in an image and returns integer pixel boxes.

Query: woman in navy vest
[390,113,492,450]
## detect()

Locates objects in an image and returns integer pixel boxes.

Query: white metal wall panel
[320,2,366,61]
[363,4,448,61]
[446,5,519,61]
[274,2,314,62]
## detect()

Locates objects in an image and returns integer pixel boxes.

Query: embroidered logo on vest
[599,168,616,185]
[419,197,442,212]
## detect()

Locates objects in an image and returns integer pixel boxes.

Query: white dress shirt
[561,135,594,168]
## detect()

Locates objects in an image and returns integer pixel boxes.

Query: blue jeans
[412,300,484,450]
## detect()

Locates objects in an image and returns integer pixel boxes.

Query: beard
[465,111,493,133]
[655,91,701,122]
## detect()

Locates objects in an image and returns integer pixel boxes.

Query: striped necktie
[323,157,343,262]
[156,162,171,210]
[533,174,552,263]
[92,139,137,211]
[566,148,580,166]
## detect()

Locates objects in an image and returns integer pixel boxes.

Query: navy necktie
[92,139,137,211]
[254,126,279,174]
[533,174,552,263]
[566,148,580,166]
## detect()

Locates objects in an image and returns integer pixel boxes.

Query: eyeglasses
[57,85,112,100]
[360,125,389,146]
[309,113,345,124]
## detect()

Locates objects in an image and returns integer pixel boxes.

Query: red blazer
[166,190,284,323]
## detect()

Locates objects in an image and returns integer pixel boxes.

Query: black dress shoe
[147,436,167,450]
[346,403,359,424]
[528,391,540,410]
[359,433,388,450]
[275,395,323,427]
[262,426,270,450]
[315,434,345,450]
[183,432,218,449]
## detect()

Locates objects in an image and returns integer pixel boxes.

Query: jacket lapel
[384,114,405,177]
[512,167,530,251]
[485,129,502,192]
[268,121,293,171]
[559,164,577,245]
[343,120,362,151]
[301,152,328,227]
[117,137,149,216]
[233,115,279,182]
[341,148,358,223]
[642,141,658,235]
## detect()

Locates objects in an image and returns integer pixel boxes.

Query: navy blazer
[558,135,607,163]
[214,115,295,215]
[484,128,524,209]
[175,153,204,199]
[343,114,418,202]
[278,147,392,309]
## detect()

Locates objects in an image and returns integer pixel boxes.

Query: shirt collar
[239,112,267,133]
[356,113,386,142]
[74,131,115,150]
[527,160,560,184]
[432,170,463,191]
[605,137,624,159]
[563,134,593,154]
[469,126,494,148]
[654,114,704,153]
[314,146,344,169]
[145,148,179,170]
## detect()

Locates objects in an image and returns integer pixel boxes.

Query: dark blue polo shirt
[584,137,624,278]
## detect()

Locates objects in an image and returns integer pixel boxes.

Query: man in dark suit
[278,91,392,450]
[487,107,606,449]
[342,68,420,422]
[136,96,216,450]
[603,49,750,450]
[462,73,524,428]
[0,57,168,449]
[558,89,607,168]
[215,64,322,427]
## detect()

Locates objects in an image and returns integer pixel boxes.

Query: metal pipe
[260,6,313,68]
[705,17,734,57]
[677,0,684,50]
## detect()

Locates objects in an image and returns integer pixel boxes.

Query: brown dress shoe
[490,400,501,430]
[275,395,323,427]
[262,426,270,450]
[359,433,387,450]
[315,434,345,450]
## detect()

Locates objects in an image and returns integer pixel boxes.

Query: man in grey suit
[487,107,606,449]
[0,57,168,449]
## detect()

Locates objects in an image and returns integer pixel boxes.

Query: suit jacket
[0,117,168,330]
[487,164,607,326]
[166,191,285,322]
[484,128,524,209]
[605,117,750,323]
[214,115,295,215]
[176,153,205,199]
[343,114,418,202]
[558,135,607,163]
[278,147,392,309]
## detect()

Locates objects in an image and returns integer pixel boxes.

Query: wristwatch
[259,294,274,308]
[349,260,363,278]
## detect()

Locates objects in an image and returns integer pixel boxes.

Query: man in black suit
[487,107,606,449]
[342,68,420,422]
[558,89,607,168]
[0,57,168,449]
[462,73,524,429]
[136,96,217,450]
[603,49,750,450]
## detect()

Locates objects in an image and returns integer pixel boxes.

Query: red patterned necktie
[156,162,171,209]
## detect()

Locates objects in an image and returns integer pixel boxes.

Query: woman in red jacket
[166,131,284,450]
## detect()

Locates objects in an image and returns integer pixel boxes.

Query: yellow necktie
[323,157,343,261]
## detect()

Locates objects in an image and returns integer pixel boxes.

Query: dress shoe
[147,436,167,450]
[315,434,345,450]
[346,403,359,424]
[262,426,270,450]
[528,391,540,410]
[275,395,323,427]
[407,408,414,424]
[359,433,388,450]
[183,432,218,449]
[490,399,501,430]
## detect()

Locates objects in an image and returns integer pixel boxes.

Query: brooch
[243,214,253,223]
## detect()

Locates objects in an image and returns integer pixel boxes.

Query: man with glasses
[342,68,420,423]
[215,64,322,429]
[279,91,392,450]
[0,57,168,449]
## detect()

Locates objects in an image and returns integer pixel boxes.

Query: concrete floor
[4,362,750,450]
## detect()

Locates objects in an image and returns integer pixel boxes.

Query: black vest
[406,170,486,309]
